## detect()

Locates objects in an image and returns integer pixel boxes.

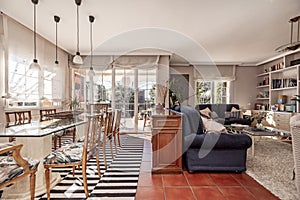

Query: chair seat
[0,155,40,185]
[44,142,97,165]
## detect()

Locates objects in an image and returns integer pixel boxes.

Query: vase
[256,122,263,129]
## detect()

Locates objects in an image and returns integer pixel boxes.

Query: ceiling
[0,0,300,65]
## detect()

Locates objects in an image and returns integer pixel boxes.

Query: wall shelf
[271,86,297,91]
[256,51,300,112]
[256,85,269,89]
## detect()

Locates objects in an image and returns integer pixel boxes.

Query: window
[8,55,39,106]
[7,54,64,107]
[196,80,230,104]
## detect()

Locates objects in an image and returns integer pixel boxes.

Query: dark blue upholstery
[195,104,251,126]
[179,105,252,173]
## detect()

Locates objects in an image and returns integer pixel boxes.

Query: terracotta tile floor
[135,139,280,200]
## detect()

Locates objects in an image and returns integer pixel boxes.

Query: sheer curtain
[2,13,69,107]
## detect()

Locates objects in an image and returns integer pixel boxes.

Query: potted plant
[69,96,80,111]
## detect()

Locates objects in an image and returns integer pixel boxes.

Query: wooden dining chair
[113,109,122,147]
[5,111,32,128]
[0,143,40,200]
[39,109,56,122]
[39,109,64,150]
[5,111,32,142]
[101,111,116,167]
[88,103,109,114]
[43,114,103,199]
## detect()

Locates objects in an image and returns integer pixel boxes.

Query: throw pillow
[199,107,211,119]
[210,111,219,120]
[231,106,239,112]
[201,116,227,133]
[196,116,205,134]
[225,111,241,119]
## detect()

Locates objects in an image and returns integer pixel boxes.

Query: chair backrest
[5,111,32,127]
[40,109,56,121]
[104,111,114,137]
[113,109,122,135]
[82,114,104,162]
[88,103,109,114]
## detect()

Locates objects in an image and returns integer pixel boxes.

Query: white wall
[232,66,257,110]
[170,65,257,109]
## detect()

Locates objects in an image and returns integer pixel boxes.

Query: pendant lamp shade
[54,15,60,65]
[88,15,95,76]
[73,0,83,64]
[29,0,41,71]
[275,15,300,52]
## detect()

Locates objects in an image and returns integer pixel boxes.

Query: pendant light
[29,0,41,71]
[275,15,300,52]
[88,15,95,76]
[54,15,60,65]
[73,0,83,64]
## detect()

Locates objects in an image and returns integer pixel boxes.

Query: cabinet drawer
[153,119,181,128]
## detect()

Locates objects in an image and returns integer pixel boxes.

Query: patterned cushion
[0,155,40,185]
[44,143,84,164]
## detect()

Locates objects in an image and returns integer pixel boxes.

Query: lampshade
[29,0,41,71]
[29,59,41,71]
[73,52,83,64]
[73,0,83,64]
[89,15,95,76]
[54,15,60,65]
[275,15,300,52]
[88,67,96,76]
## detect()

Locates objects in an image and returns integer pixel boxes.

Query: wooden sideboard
[151,109,182,173]
[252,110,292,132]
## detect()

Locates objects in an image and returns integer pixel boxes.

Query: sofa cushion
[197,116,205,135]
[188,133,252,150]
[201,117,227,133]
[199,107,211,119]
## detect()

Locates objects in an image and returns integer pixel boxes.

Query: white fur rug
[246,138,298,200]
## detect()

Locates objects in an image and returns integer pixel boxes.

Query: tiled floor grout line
[230,174,258,200]
[182,172,198,200]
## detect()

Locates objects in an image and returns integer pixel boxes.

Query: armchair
[0,143,39,200]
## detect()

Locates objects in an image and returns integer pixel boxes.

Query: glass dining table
[0,115,87,199]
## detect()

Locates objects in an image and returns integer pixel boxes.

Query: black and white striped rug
[36,135,144,200]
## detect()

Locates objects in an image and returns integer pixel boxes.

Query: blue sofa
[195,104,251,125]
[176,105,252,173]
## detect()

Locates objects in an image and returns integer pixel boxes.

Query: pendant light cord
[76,4,80,53]
[56,21,58,61]
[33,3,37,60]
[90,18,93,69]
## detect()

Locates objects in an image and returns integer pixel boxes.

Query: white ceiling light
[29,0,41,71]
[275,15,300,52]
[73,0,83,65]
[88,15,95,76]
[54,15,60,65]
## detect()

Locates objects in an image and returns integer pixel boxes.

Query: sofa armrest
[188,133,252,150]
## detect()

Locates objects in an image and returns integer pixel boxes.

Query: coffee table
[243,127,279,157]
[225,124,249,134]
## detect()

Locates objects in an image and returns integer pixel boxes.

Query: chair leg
[30,172,36,200]
[45,168,51,200]
[82,162,89,198]
[103,139,107,169]
[58,136,62,148]
[96,150,101,178]
[117,132,121,147]
[72,128,76,142]
[110,139,114,159]
[72,166,75,176]
[113,133,118,154]
[53,136,57,150]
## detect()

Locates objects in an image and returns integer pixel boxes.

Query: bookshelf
[256,50,300,112]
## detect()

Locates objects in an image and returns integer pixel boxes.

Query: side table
[242,127,279,157]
